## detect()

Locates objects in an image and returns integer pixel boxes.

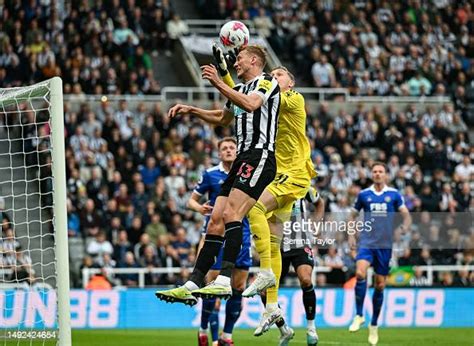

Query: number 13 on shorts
[236,162,255,179]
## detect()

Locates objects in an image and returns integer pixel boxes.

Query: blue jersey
[353,185,405,249]
[194,163,251,248]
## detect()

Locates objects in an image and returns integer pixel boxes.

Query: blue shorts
[211,242,251,270]
[356,248,392,276]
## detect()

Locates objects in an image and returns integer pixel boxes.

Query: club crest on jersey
[385,196,392,203]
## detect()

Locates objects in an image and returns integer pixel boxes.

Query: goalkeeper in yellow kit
[214,46,317,341]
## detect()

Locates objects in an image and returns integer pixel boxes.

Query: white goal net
[0,78,71,345]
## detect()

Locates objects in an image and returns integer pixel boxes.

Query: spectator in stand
[118,251,140,287]
[165,14,189,53]
[145,213,168,245]
[80,199,102,238]
[87,231,114,264]
[86,266,113,290]
[323,247,345,284]
[114,230,132,266]
[171,227,191,266]
[139,245,161,285]
[134,233,157,260]
[455,156,474,181]
[140,157,161,190]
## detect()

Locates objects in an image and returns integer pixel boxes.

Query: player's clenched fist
[168,104,192,118]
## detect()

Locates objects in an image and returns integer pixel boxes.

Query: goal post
[0,77,71,345]
[50,77,72,346]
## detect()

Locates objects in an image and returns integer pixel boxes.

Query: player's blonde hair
[240,45,267,68]
[271,66,295,84]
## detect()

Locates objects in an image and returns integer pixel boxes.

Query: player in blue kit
[188,137,251,346]
[348,162,411,346]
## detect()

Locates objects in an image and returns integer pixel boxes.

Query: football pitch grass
[71,328,474,345]
[6,328,472,345]
[70,328,472,345]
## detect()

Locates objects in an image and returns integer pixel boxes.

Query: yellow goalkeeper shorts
[265,173,311,222]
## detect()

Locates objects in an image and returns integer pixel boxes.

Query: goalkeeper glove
[225,47,239,66]
[212,44,229,77]
[212,44,240,76]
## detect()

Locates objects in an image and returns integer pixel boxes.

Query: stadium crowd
[0,0,472,289]
[0,0,190,94]
[56,96,473,288]
[200,1,473,107]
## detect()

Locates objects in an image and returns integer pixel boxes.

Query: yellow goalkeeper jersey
[277,89,315,178]
[222,73,315,179]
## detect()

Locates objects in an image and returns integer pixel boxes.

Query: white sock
[221,332,232,340]
[307,319,315,330]
[184,280,199,291]
[199,327,207,335]
[267,303,279,311]
[215,275,231,286]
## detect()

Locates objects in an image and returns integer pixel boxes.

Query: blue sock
[371,289,384,326]
[223,289,243,335]
[209,308,219,341]
[355,279,367,317]
[200,298,216,330]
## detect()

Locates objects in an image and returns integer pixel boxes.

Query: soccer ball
[219,20,250,50]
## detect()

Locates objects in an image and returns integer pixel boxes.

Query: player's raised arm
[201,64,264,112]
[203,46,278,113]
[168,103,233,126]
[212,44,236,88]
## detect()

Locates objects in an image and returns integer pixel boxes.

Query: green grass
[2,328,473,345]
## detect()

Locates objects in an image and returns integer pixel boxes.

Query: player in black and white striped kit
[156,45,281,305]
[280,187,325,346]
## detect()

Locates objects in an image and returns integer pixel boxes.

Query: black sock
[276,317,285,328]
[220,221,243,277]
[302,284,316,320]
[189,234,225,287]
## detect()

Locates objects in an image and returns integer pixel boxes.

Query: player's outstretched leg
[369,273,386,345]
[155,286,198,306]
[295,263,318,346]
[277,317,295,346]
[349,259,370,332]
[156,199,227,304]
[193,189,257,299]
[258,294,294,344]
[243,200,276,297]
[198,298,218,346]
[303,284,318,346]
[218,289,242,346]
[254,233,283,336]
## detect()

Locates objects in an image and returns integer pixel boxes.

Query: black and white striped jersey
[282,198,314,253]
[224,73,280,154]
